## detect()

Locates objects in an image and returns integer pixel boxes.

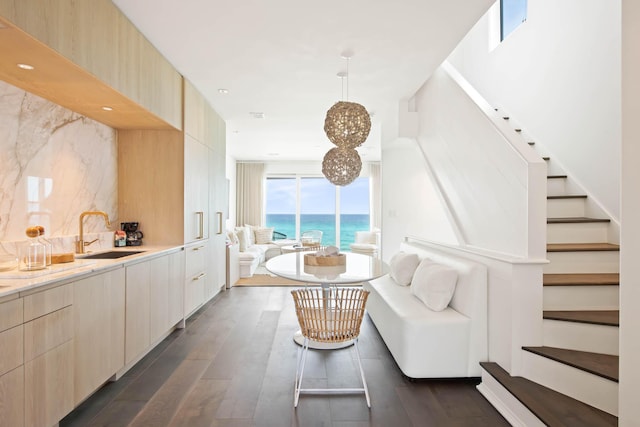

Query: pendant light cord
[346,57,350,101]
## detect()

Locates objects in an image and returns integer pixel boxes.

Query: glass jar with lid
[19,226,47,271]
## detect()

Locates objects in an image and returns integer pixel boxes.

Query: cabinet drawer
[185,243,207,278]
[0,325,23,377]
[24,306,73,362]
[0,298,23,333]
[23,283,72,322]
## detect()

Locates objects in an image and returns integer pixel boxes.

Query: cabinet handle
[192,245,205,251]
[217,211,223,235]
[193,272,206,281]
[196,211,205,239]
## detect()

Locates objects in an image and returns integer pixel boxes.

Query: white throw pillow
[410,259,458,311]
[389,252,420,286]
[244,224,257,245]
[235,227,251,252]
[254,227,274,244]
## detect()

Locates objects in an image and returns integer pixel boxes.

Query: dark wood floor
[61,286,509,426]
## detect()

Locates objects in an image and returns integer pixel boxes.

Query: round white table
[266,251,389,349]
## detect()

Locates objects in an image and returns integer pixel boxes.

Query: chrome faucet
[76,211,111,254]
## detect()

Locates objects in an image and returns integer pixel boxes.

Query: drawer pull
[192,245,205,252]
[217,211,223,235]
[193,273,206,281]
[196,211,204,239]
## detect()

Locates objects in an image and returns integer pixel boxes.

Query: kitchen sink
[80,250,144,259]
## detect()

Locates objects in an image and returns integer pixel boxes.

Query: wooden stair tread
[522,346,618,382]
[547,194,587,200]
[481,362,617,426]
[547,243,619,252]
[543,310,619,326]
[547,175,568,179]
[543,273,619,286]
[547,217,610,224]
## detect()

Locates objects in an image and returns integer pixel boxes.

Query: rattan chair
[291,287,371,408]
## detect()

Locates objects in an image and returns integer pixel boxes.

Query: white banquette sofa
[363,238,488,379]
[229,225,296,278]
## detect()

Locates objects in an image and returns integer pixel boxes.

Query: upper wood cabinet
[0,0,182,130]
[184,79,207,144]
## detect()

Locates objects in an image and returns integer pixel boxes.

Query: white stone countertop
[0,245,183,300]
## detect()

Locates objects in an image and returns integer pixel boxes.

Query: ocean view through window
[265,176,370,250]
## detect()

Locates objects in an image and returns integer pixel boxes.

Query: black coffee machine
[121,222,144,246]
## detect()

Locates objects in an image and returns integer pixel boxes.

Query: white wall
[448,0,621,221]
[619,0,640,424]
[409,65,546,258]
[381,138,458,259]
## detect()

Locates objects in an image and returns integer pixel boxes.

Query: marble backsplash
[0,80,118,255]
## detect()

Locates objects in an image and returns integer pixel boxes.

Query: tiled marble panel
[0,80,117,252]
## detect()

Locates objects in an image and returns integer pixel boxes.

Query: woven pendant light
[322,147,362,186]
[324,101,371,149]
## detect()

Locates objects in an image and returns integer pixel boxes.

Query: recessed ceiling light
[17,63,34,70]
[218,88,229,94]
[249,112,265,119]
[102,106,113,111]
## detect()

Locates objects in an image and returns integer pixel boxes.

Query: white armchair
[349,230,380,257]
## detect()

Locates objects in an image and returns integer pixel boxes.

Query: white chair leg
[294,337,309,408]
[353,339,371,407]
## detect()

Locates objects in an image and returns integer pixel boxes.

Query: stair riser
[547,179,567,196]
[478,371,547,427]
[544,251,619,274]
[543,319,618,355]
[547,198,586,218]
[544,285,619,310]
[521,351,618,416]
[547,222,609,244]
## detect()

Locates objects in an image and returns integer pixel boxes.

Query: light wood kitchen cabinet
[167,249,186,327]
[73,268,125,405]
[185,242,208,316]
[125,260,151,364]
[185,134,210,243]
[0,297,24,427]
[184,79,207,143]
[22,284,74,427]
[125,250,186,365]
[0,365,24,427]
[0,0,182,129]
[149,256,170,342]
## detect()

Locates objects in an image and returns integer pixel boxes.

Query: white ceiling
[112,0,493,162]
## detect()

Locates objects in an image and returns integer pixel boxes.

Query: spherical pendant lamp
[324,101,371,149]
[322,147,362,186]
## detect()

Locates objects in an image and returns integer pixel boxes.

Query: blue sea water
[266,214,370,250]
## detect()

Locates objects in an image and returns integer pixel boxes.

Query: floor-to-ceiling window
[265,176,370,250]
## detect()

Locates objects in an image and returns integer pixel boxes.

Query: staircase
[480,118,619,426]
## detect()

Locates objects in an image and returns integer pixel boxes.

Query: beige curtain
[236,162,264,226]
[369,162,381,230]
